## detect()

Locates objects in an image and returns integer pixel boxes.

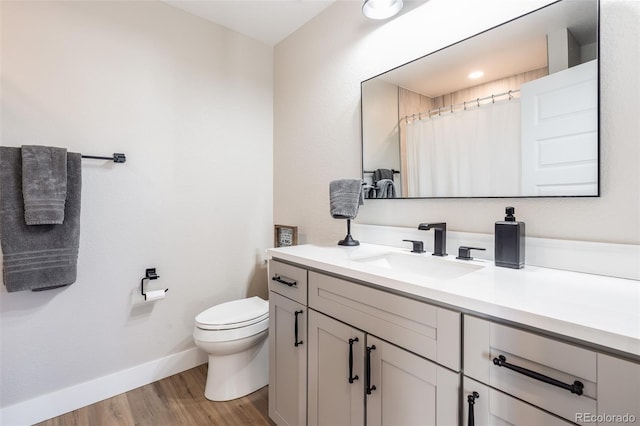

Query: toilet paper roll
[145,289,166,302]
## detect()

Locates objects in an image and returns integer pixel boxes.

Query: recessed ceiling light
[362,0,404,20]
[468,70,484,79]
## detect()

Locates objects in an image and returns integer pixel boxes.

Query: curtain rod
[81,153,126,163]
[401,89,521,123]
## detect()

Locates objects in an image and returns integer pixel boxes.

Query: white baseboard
[353,223,640,280]
[0,347,208,426]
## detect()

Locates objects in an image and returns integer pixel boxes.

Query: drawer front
[268,260,308,305]
[309,271,460,371]
[464,315,597,423]
[463,377,575,426]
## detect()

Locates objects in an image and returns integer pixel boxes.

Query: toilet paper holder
[141,268,168,300]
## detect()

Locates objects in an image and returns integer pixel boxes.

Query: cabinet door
[463,377,574,426]
[308,310,365,426]
[366,336,459,426]
[269,292,307,426]
[597,354,640,426]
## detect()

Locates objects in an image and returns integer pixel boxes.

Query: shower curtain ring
[476,98,480,107]
[492,94,495,103]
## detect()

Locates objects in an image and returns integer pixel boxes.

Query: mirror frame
[360,0,600,199]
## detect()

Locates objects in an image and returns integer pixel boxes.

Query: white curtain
[405,99,521,197]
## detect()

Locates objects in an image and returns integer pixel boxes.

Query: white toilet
[193,296,269,401]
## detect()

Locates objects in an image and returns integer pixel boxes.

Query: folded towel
[21,145,68,225]
[376,179,396,198]
[1,147,81,292]
[373,168,394,184]
[330,179,364,219]
[362,184,376,199]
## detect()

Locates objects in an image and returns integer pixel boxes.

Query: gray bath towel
[373,168,394,184]
[21,145,68,225]
[329,179,364,219]
[1,147,81,292]
[376,179,396,198]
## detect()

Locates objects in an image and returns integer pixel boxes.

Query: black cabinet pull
[366,345,377,394]
[294,310,303,347]
[348,338,359,383]
[493,355,584,395]
[272,274,297,287]
[467,392,479,426]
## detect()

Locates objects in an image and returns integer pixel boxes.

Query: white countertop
[267,243,640,359]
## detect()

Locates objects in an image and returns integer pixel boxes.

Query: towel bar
[81,153,126,163]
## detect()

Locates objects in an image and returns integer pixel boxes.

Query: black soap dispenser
[495,207,525,269]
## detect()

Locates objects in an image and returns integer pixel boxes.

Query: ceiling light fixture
[468,70,484,79]
[362,0,404,20]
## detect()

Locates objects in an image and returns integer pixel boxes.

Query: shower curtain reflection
[404,99,521,197]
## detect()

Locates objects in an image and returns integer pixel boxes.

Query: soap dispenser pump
[495,207,525,269]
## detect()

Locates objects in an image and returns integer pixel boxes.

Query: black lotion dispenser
[495,206,525,269]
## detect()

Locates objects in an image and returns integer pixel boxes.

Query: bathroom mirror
[361,0,599,198]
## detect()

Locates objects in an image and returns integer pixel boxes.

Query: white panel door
[521,60,598,195]
[366,335,459,426]
[308,310,365,426]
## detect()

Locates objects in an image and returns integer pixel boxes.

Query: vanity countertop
[266,243,640,359]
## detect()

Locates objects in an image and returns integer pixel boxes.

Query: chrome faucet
[418,223,447,256]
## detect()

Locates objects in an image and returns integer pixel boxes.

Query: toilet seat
[195,296,269,331]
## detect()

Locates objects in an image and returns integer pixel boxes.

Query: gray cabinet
[597,354,640,426]
[462,377,574,426]
[366,335,459,426]
[307,310,365,426]
[268,261,308,426]
[464,315,640,426]
[308,310,459,426]
[306,266,462,426]
[269,257,639,426]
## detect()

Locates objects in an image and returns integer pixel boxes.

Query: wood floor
[36,364,276,426]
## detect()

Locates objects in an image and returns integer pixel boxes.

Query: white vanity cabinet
[268,261,308,426]
[464,315,640,426]
[308,271,461,426]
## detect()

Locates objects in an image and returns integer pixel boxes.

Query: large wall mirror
[361,0,599,199]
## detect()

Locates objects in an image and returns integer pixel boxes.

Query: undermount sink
[352,252,483,281]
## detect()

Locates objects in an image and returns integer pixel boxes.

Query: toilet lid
[195,296,268,330]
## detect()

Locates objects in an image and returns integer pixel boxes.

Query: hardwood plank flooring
[35,364,276,426]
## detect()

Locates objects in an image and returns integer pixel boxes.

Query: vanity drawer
[308,271,460,371]
[268,260,308,305]
[463,377,574,426]
[464,315,597,423]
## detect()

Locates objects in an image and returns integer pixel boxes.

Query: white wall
[274,0,640,246]
[0,0,273,415]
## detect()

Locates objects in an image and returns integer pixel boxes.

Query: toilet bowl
[193,296,269,401]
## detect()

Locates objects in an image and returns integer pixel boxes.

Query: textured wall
[0,0,273,408]
[274,0,640,245]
